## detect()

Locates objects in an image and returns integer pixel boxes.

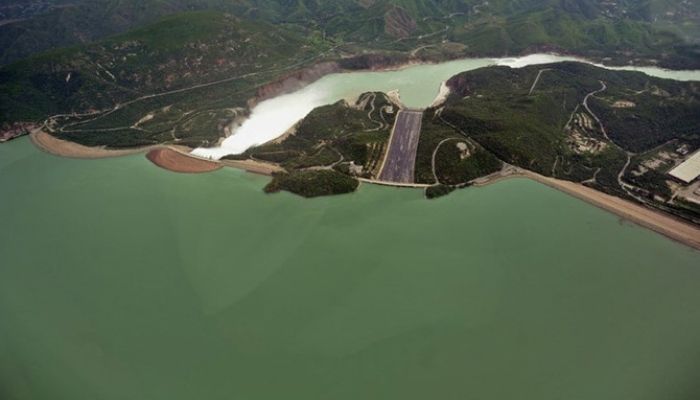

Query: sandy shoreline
[146,148,223,173]
[27,130,699,250]
[30,131,156,159]
[32,130,223,173]
[219,159,284,175]
[526,174,700,250]
[30,130,282,175]
[32,130,224,173]
[473,167,700,250]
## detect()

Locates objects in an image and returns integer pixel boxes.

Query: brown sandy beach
[31,130,156,159]
[28,130,700,249]
[128,145,282,175]
[146,148,222,174]
[219,159,284,175]
[29,126,341,177]
[524,173,700,250]
[32,130,222,173]
[30,130,281,175]
[472,167,700,250]
[29,131,223,173]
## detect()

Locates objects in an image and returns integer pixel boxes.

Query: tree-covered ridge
[0,11,336,146]
[1,0,699,143]
[1,0,698,65]
[1,0,699,144]
[220,62,700,217]
[434,62,700,220]
[443,63,699,157]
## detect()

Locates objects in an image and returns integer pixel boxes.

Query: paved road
[379,110,423,183]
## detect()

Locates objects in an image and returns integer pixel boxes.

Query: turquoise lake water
[1,137,699,399]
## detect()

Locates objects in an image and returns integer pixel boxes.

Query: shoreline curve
[472,168,700,251]
[30,130,156,159]
[29,130,700,250]
[146,148,222,174]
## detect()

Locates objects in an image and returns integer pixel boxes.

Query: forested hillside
[1,0,698,65]
[1,1,698,146]
[0,11,339,147]
[212,62,700,223]
[430,62,700,220]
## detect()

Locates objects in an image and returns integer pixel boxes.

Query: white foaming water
[193,54,700,160]
[192,82,331,159]
[496,53,700,81]
[494,54,581,68]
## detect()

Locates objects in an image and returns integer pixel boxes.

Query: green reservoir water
[2,138,700,399]
[312,54,700,108]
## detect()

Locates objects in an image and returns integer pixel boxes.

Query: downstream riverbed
[193,53,700,159]
[2,138,699,399]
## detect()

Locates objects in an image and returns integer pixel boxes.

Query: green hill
[0,1,698,147]
[0,11,333,146]
[430,62,700,220]
[219,62,700,222]
[2,0,698,65]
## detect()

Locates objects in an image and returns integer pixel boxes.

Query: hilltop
[2,1,699,65]
[434,63,699,223]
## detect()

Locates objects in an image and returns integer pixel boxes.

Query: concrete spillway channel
[378,109,424,184]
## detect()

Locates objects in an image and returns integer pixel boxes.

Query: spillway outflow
[191,83,332,160]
